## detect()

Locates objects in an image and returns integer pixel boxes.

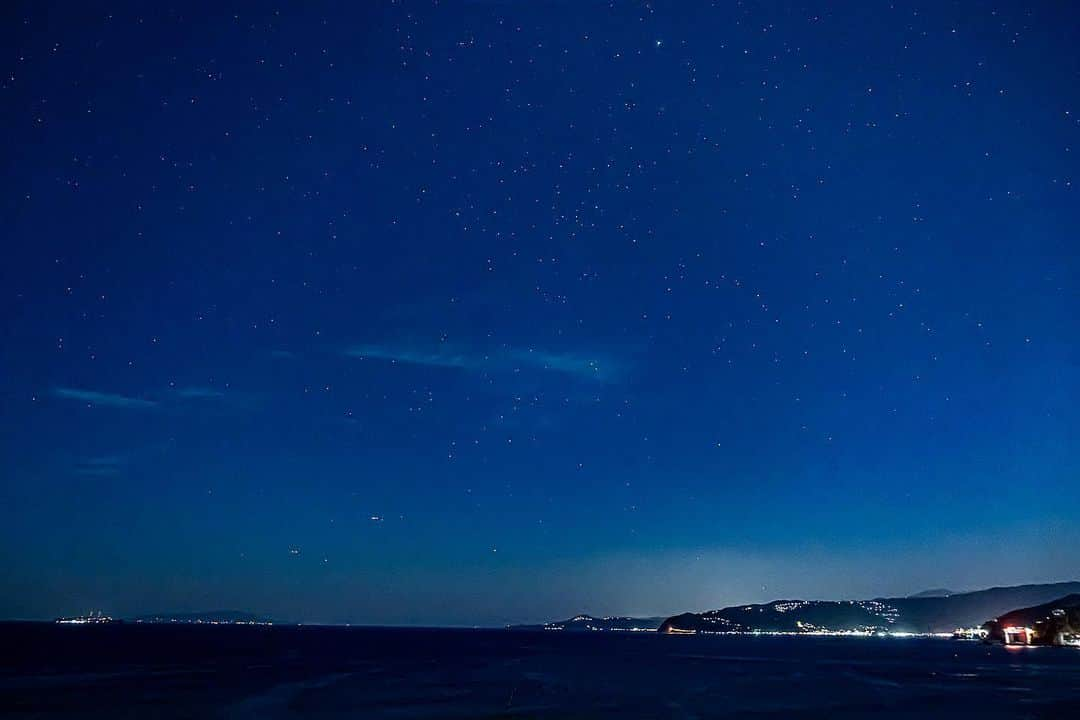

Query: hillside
[983,594,1080,645]
[509,615,664,632]
[658,582,1080,635]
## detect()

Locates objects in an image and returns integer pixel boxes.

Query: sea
[2,623,1078,718]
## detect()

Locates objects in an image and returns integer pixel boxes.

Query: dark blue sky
[2,2,1077,625]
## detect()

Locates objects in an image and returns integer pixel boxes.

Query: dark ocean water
[2,623,1078,719]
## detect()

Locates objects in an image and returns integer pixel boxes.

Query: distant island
[513,582,1080,638]
[131,611,273,625]
[54,610,115,625]
[55,610,274,626]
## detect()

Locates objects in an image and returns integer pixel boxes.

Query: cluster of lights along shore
[661,628,960,638]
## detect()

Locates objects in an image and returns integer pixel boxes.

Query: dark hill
[658,582,1080,635]
[983,594,1080,645]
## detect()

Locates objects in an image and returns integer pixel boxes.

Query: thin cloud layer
[174,386,225,399]
[52,387,158,409]
[345,345,476,370]
[345,343,622,382]
[74,455,127,477]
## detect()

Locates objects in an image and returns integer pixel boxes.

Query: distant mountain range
[509,614,665,632]
[907,588,957,599]
[658,582,1080,635]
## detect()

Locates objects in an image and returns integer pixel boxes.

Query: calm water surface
[2,623,1078,718]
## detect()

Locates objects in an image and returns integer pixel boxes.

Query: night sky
[2,2,1078,626]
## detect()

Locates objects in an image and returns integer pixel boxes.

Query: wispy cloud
[53,387,158,409]
[72,440,176,477]
[346,345,476,370]
[173,386,224,399]
[74,455,127,477]
[507,348,619,381]
[344,343,623,382]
